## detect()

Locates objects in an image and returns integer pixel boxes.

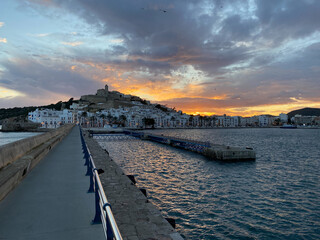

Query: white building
[59,109,74,125]
[28,108,74,128]
[258,115,269,127]
[70,102,88,110]
[217,115,239,127]
[279,113,288,123]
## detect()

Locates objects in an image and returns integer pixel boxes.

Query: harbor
[0,125,319,239]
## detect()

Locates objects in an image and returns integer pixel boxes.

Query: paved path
[0,127,104,240]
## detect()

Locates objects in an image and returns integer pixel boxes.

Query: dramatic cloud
[0,56,102,107]
[0,0,320,114]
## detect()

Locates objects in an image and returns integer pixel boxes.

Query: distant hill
[287,108,320,119]
[0,98,74,121]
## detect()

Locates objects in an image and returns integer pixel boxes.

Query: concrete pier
[0,127,104,240]
[84,132,184,240]
[123,131,256,161]
[0,124,74,201]
[0,126,183,240]
[203,144,256,161]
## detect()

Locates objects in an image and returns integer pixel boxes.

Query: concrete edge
[0,124,74,169]
[83,132,184,240]
[0,125,74,201]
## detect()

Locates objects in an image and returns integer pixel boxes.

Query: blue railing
[124,131,211,153]
[123,130,144,138]
[148,135,169,144]
[80,127,123,240]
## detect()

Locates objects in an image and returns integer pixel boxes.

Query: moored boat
[280,124,297,129]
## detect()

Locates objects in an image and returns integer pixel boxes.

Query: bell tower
[105,84,109,97]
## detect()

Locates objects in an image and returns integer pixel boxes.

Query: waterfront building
[28,109,60,128]
[28,108,75,128]
[60,109,74,125]
[217,115,239,127]
[240,117,250,127]
[279,113,288,123]
[293,114,315,126]
[314,117,320,125]
[28,100,304,129]
[259,115,269,127]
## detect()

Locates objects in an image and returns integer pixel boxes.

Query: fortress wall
[80,95,107,103]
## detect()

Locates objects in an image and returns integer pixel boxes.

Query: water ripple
[98,128,320,239]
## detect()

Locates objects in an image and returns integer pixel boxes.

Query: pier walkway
[0,127,104,240]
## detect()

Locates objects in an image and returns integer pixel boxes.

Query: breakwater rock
[1,117,40,132]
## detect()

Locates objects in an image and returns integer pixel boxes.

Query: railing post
[83,146,89,166]
[86,156,92,176]
[80,129,90,167]
[87,165,94,193]
[92,173,102,224]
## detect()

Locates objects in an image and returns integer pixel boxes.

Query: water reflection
[98,128,320,239]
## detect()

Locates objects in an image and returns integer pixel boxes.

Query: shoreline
[0,129,50,133]
[1,126,319,133]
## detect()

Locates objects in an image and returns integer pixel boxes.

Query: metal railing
[79,127,123,240]
[124,130,211,153]
[93,134,138,141]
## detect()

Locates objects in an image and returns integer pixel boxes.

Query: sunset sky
[0,0,319,116]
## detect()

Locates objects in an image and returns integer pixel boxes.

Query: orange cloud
[0,38,7,43]
[67,60,320,117]
[168,100,320,117]
[0,87,25,98]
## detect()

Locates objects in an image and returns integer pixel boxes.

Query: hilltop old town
[26,85,320,129]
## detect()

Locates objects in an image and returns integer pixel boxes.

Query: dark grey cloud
[36,0,242,73]
[0,57,102,101]
[219,14,259,41]
[256,0,320,44]
[40,0,318,77]
[196,42,320,106]
[19,0,318,79]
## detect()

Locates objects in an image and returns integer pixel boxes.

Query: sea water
[97,128,320,239]
[0,131,41,147]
